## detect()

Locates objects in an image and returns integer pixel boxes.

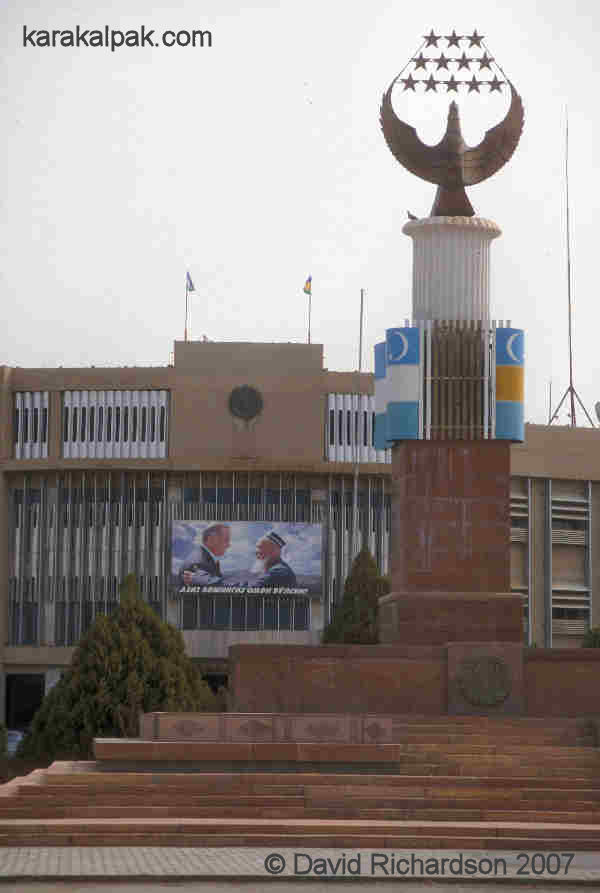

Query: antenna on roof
[549,108,595,427]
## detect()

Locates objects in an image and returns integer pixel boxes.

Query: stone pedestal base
[378,591,523,645]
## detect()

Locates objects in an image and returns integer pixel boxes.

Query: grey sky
[2,0,599,426]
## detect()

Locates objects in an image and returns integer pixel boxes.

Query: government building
[1,339,599,728]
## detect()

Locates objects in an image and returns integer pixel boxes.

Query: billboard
[171,521,322,597]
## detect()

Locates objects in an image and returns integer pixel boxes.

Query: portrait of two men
[171,521,322,596]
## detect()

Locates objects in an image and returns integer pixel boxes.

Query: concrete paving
[0,848,598,884]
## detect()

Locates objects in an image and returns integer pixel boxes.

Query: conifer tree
[18,574,219,759]
[582,626,600,648]
[322,546,390,644]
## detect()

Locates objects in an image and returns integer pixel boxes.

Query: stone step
[93,739,599,763]
[7,795,600,815]
[1,804,600,824]
[24,772,600,792]
[0,818,599,850]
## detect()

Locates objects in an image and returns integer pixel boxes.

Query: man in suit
[254,531,297,589]
[180,523,231,587]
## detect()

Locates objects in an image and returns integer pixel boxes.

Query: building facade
[1,340,599,727]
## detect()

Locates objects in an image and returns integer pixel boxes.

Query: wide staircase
[1,715,599,849]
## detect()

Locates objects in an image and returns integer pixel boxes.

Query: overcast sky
[2,0,599,426]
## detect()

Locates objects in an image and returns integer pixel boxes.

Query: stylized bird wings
[380,80,524,188]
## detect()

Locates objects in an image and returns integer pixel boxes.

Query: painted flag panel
[495,327,525,441]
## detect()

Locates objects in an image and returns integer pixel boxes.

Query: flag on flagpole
[303,275,312,295]
[186,271,195,292]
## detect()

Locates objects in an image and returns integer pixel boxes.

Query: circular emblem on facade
[456,656,511,707]
[228,386,263,421]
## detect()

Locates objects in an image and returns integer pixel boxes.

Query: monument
[374,31,526,712]
[1,30,599,856]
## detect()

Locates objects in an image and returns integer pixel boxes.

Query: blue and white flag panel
[495,327,525,442]
[374,328,421,445]
[374,322,526,444]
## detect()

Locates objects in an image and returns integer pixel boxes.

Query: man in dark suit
[254,531,297,589]
[180,523,231,587]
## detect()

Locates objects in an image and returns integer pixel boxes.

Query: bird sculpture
[380,80,524,216]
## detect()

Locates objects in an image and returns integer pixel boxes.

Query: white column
[403,216,501,324]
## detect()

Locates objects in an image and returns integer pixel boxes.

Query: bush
[582,627,600,648]
[18,574,220,759]
[322,547,390,644]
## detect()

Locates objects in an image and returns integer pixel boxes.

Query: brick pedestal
[380,440,523,646]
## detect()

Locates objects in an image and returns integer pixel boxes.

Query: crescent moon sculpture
[380,79,524,217]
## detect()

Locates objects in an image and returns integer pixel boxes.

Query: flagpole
[184,280,189,342]
[308,290,312,345]
[350,288,365,565]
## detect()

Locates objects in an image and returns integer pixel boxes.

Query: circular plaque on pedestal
[456,656,511,707]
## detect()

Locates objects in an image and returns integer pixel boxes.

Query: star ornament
[456,52,472,70]
[435,53,450,70]
[423,29,441,47]
[424,74,438,92]
[445,30,462,47]
[467,29,484,47]
[466,75,481,92]
[412,52,428,70]
[488,75,505,92]
[478,52,494,70]
[445,75,460,92]
[401,74,417,91]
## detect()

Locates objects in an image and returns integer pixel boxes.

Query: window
[14,409,19,444]
[214,596,230,628]
[141,407,147,442]
[247,596,262,630]
[23,407,29,442]
[115,407,120,442]
[279,597,292,630]
[32,407,39,443]
[89,406,95,441]
[132,407,138,441]
[123,407,129,442]
[264,596,276,630]
[338,410,343,446]
[363,410,368,446]
[232,597,245,630]
[347,410,351,445]
[294,597,309,630]
[80,407,86,442]
[71,407,77,442]
[199,596,213,628]
[159,406,166,442]
[182,596,197,629]
[41,407,48,443]
[97,406,103,441]
[329,409,335,446]
[106,407,112,441]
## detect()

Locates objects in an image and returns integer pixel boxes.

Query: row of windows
[181,594,309,631]
[8,595,309,644]
[14,408,48,444]
[14,576,162,597]
[15,501,163,529]
[63,405,166,444]
[329,409,375,447]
